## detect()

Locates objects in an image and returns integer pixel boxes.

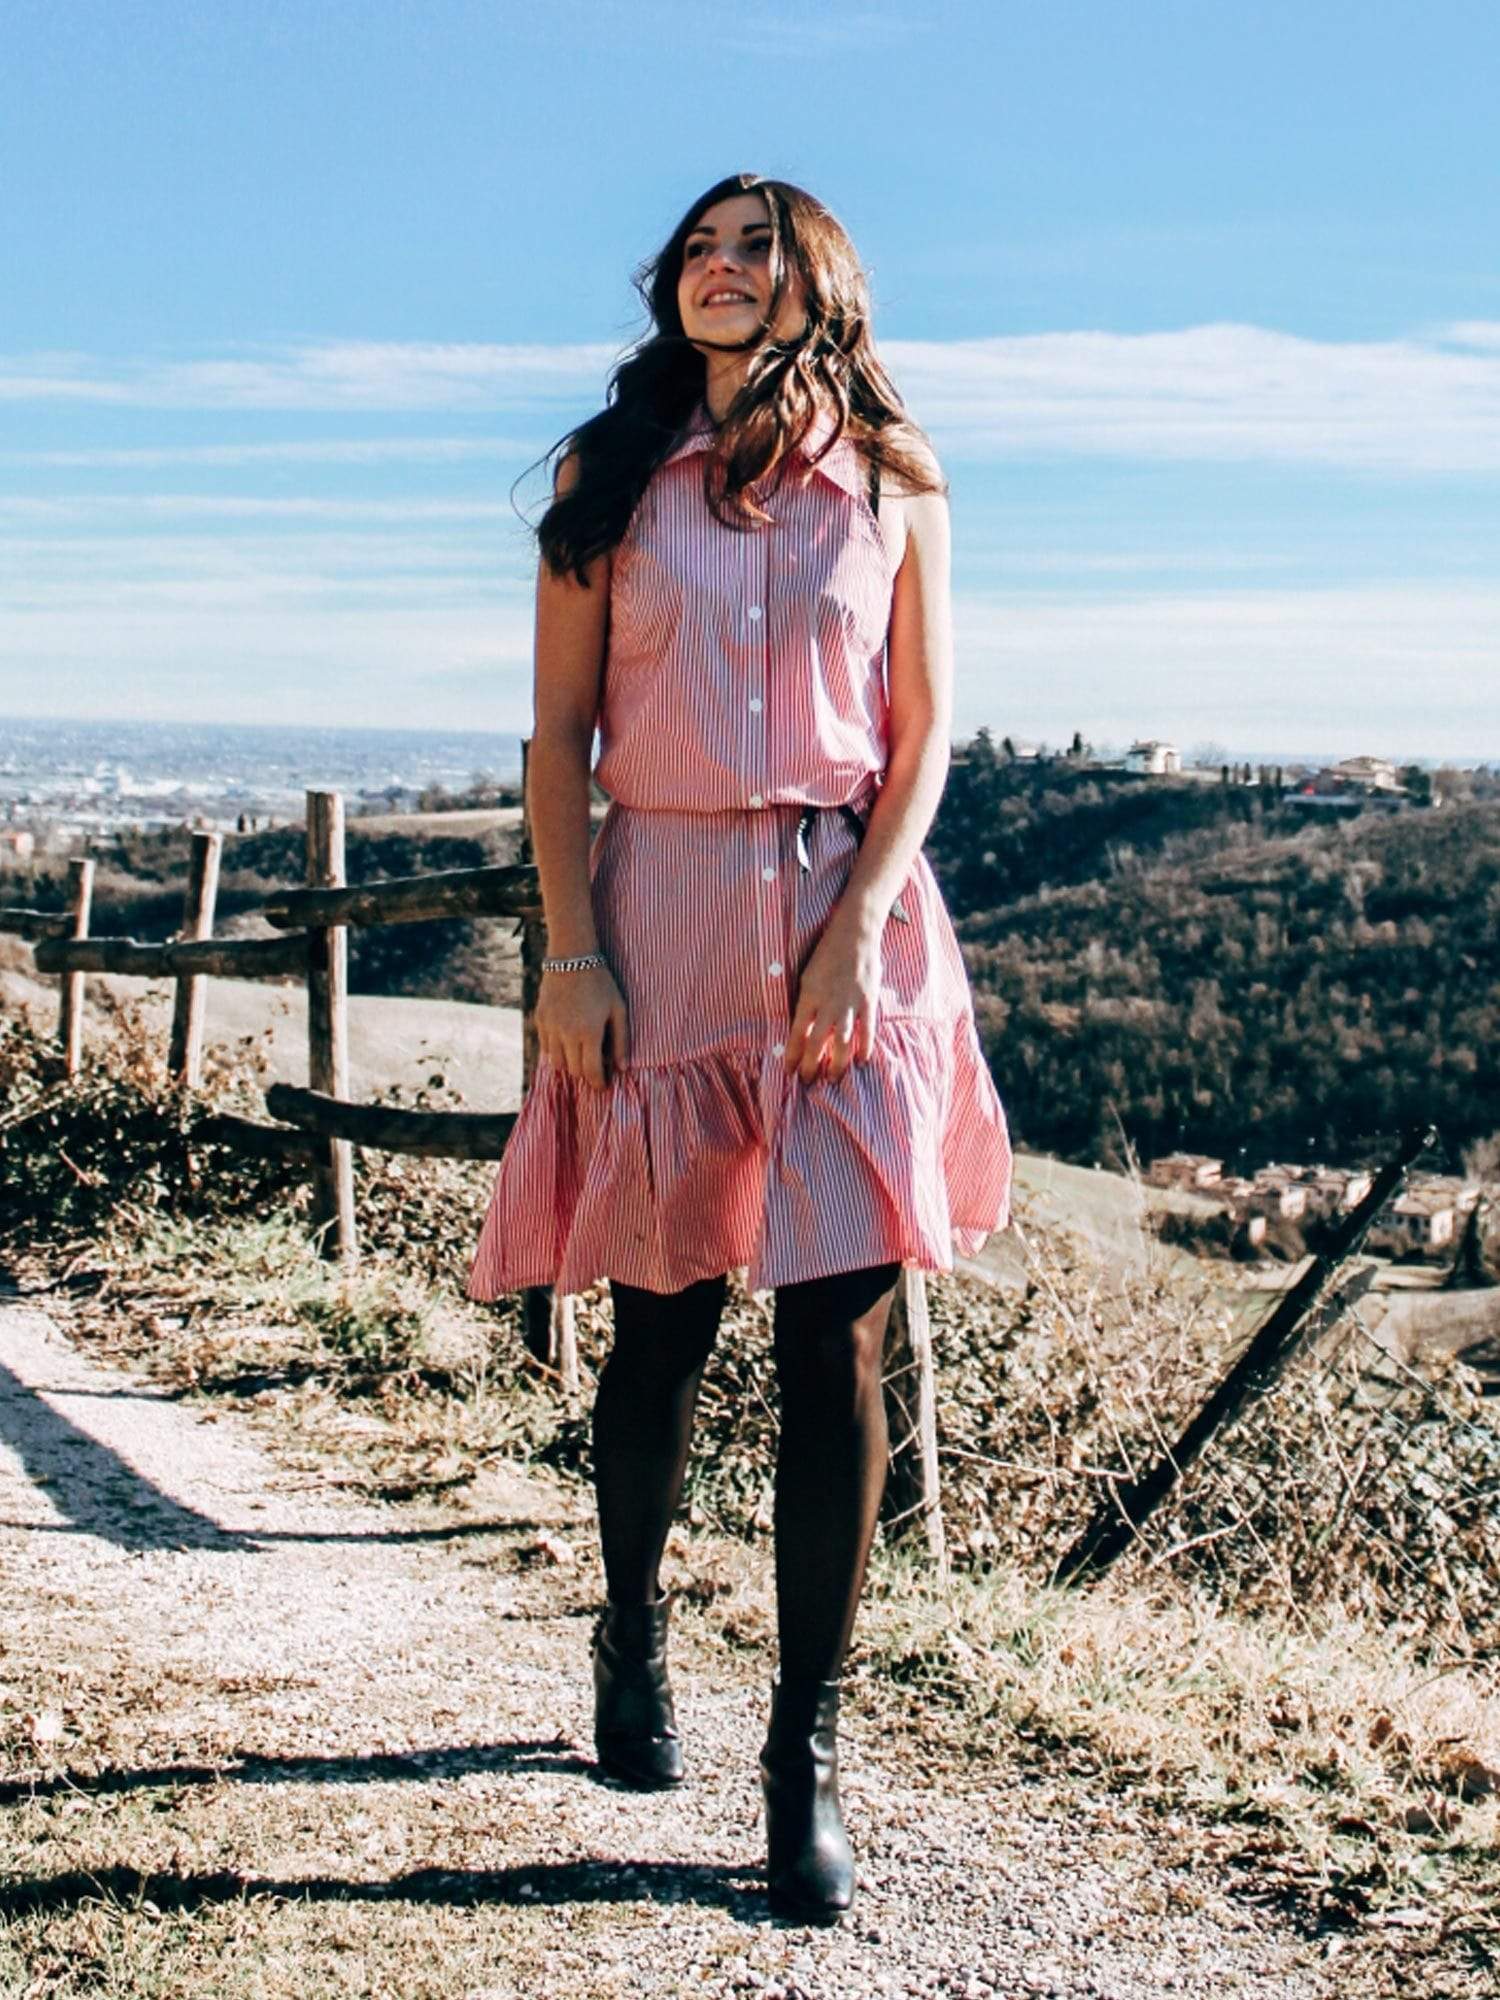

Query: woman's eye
[684,236,770,263]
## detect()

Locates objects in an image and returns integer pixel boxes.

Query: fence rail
[32,933,307,980]
[264,1083,518,1159]
[260,864,541,932]
[0,757,949,1567]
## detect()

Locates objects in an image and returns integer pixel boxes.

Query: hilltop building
[1246,1168,1309,1220]
[1145,1152,1223,1192]
[1125,740,1182,776]
[1286,1165,1374,1216]
[1371,1192,1457,1255]
[1331,755,1401,793]
[1407,1172,1483,1215]
[1288,755,1412,814]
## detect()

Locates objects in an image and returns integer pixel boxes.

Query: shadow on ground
[0,1859,767,1921]
[0,1359,244,1553]
[0,1737,597,1808]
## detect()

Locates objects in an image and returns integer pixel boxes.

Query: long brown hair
[531,173,947,585]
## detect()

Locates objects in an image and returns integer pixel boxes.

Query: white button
[747,604,763,621]
[748,697,763,712]
[748,792,764,807]
[761,865,776,881]
[767,961,783,976]
[772,1042,786,1056]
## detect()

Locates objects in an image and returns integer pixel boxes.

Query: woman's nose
[703,244,748,277]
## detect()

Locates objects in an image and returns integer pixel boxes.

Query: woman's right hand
[536,963,630,1090]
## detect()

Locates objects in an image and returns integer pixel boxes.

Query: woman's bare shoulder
[868,425,945,573]
[877,423,944,496]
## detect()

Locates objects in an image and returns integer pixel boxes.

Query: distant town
[0,717,527,860]
[1146,1151,1480,1263]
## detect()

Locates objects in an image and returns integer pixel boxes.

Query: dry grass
[855,1557,1500,1909]
[4,1004,1500,1982]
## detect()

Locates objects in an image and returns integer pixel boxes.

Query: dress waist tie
[794,802,912,923]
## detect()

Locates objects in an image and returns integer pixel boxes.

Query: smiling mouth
[701,292,756,309]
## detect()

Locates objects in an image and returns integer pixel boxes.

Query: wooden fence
[0,753,948,1566]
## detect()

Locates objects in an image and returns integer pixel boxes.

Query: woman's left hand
[784,915,882,1083]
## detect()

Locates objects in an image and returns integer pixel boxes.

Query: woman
[468,172,1012,1920]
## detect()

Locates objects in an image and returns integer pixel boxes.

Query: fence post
[305,790,356,1266]
[882,1267,947,1572]
[168,829,223,1087]
[58,855,94,1077]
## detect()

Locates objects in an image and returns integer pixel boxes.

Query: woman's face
[677,192,808,354]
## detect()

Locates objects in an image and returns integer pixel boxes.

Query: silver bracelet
[541,951,607,973]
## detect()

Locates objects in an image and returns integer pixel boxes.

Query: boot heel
[760,1673,855,1919]
[591,1592,685,1789]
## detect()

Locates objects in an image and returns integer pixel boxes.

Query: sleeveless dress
[466,399,1012,1299]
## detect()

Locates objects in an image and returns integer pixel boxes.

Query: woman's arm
[528,453,631,1086]
[830,457,955,942]
[528,452,610,956]
[785,452,956,1082]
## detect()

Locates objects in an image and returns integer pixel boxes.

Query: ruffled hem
[465,1012,1012,1301]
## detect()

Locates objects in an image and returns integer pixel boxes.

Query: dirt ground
[0,1299,1444,1999]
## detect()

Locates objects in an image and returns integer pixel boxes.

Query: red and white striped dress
[467,398,1012,1299]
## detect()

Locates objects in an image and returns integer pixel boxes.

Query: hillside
[929,756,1500,1175]
[10,753,1499,1178]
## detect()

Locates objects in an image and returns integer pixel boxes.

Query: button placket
[746,528,769,809]
[759,808,791,1131]
[748,527,787,1083]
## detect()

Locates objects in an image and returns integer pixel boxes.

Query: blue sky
[3,0,1498,759]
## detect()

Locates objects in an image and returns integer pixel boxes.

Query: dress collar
[661,398,866,498]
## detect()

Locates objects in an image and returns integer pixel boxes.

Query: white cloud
[0,341,614,412]
[0,437,535,469]
[996,550,1288,578]
[951,584,1500,759]
[883,321,1500,472]
[0,494,517,524]
[0,528,535,607]
[5,531,1495,752]
[4,318,1497,746]
[0,597,539,731]
[4,322,1500,469]
[1441,321,1500,352]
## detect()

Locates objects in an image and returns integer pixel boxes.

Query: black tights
[593,1261,901,1685]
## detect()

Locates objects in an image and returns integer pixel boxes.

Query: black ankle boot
[591,1592,684,1788]
[759,1673,855,1919]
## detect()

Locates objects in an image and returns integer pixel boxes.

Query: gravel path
[0,1303,1362,1998]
